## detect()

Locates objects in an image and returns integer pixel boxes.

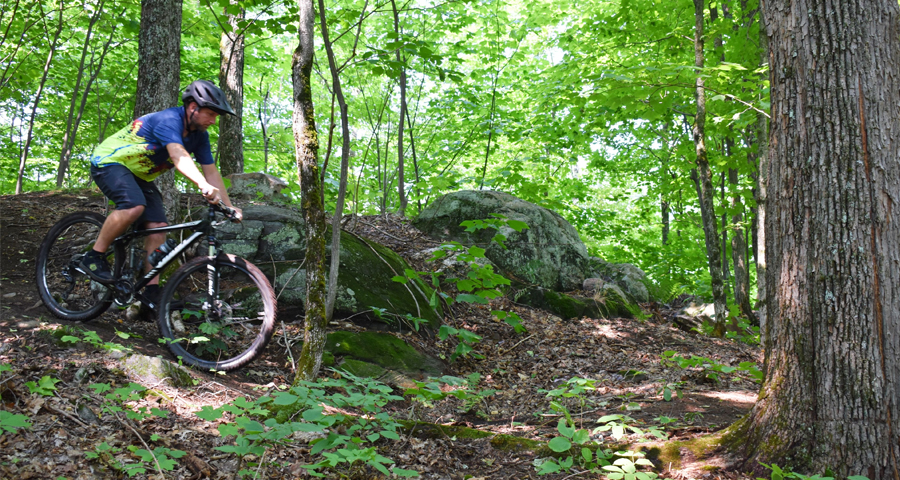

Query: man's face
[187,104,220,131]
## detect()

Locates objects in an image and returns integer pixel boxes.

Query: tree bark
[691,0,727,336]
[134,0,182,219]
[291,0,327,384]
[15,0,64,195]
[726,0,900,476]
[218,2,244,177]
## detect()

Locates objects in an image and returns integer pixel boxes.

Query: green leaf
[456,293,488,304]
[507,219,529,232]
[548,436,572,452]
[557,418,575,438]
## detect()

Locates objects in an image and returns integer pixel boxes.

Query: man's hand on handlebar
[228,205,243,222]
[199,182,220,203]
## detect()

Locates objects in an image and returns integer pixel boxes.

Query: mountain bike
[35,202,276,371]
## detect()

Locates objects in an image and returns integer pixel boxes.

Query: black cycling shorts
[91,164,167,225]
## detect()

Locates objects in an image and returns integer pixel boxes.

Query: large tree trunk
[691,0,727,336]
[134,0,182,219]
[15,1,63,195]
[217,2,244,177]
[291,0,327,384]
[726,0,900,476]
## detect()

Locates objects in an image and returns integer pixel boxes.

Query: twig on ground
[46,402,89,428]
[499,334,535,355]
[282,321,296,373]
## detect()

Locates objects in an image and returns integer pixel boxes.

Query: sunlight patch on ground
[695,390,757,405]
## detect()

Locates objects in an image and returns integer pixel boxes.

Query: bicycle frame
[112,207,223,309]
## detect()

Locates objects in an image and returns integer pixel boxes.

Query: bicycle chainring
[113,279,135,306]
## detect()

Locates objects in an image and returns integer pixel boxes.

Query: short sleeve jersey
[90,107,214,182]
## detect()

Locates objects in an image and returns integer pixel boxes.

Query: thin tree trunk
[406,108,422,213]
[16,0,63,195]
[391,0,407,214]
[691,0,727,336]
[720,171,732,302]
[57,3,120,188]
[291,0,327,384]
[218,1,244,177]
[661,201,670,246]
[257,77,271,172]
[726,0,900,475]
[55,1,102,188]
[318,0,356,321]
[134,0,182,219]
[729,167,755,322]
[753,7,768,343]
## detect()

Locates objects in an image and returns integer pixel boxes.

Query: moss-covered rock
[516,287,639,320]
[588,257,662,303]
[121,354,194,388]
[338,358,387,378]
[214,205,442,329]
[413,190,590,291]
[326,330,444,378]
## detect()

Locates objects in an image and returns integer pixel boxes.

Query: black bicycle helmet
[182,80,236,116]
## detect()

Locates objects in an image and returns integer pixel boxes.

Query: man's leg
[137,180,169,311]
[143,221,168,286]
[92,206,145,252]
[83,164,148,282]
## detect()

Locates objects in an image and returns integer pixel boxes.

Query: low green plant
[90,382,169,422]
[404,373,496,415]
[25,375,60,396]
[601,451,661,480]
[661,351,763,383]
[394,216,529,362]
[0,364,30,433]
[85,441,185,478]
[198,371,418,478]
[542,377,599,427]
[534,416,611,475]
[757,463,871,480]
[593,414,667,442]
[51,325,131,354]
[658,380,685,401]
[0,410,31,433]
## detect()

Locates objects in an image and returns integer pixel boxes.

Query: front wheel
[35,212,117,321]
[157,254,276,371]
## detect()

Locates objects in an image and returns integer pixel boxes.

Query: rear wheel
[35,212,117,321]
[157,254,276,371]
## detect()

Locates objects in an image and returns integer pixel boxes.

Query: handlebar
[210,200,241,222]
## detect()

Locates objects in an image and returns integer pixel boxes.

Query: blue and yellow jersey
[91,107,214,182]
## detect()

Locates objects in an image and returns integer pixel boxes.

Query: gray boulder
[214,205,441,328]
[413,190,589,291]
[587,257,656,303]
[226,172,289,201]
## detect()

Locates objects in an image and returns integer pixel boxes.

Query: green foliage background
[1,0,767,301]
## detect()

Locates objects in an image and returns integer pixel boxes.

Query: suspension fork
[206,208,219,316]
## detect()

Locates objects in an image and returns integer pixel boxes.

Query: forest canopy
[1,0,767,304]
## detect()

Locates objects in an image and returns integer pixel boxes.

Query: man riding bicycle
[79,80,243,308]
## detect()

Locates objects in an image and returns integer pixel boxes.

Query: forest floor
[0,190,761,480]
